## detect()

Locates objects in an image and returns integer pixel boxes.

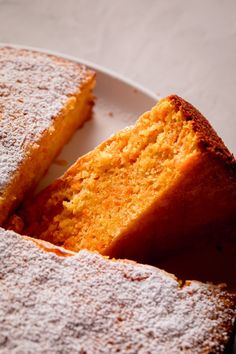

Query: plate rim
[0,42,158,102]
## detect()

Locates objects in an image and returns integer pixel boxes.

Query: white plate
[1,44,235,353]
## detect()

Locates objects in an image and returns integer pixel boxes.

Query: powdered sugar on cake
[0,47,90,191]
[0,229,235,353]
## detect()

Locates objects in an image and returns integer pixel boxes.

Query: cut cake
[0,228,235,353]
[13,95,236,262]
[0,47,95,225]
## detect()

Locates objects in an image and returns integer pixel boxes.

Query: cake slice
[0,228,235,353]
[0,46,95,225]
[13,95,236,261]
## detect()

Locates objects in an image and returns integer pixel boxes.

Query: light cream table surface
[0,0,235,153]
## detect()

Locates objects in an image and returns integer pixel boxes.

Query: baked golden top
[0,228,235,353]
[0,46,95,194]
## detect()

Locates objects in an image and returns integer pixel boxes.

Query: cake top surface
[0,46,94,193]
[0,228,235,354]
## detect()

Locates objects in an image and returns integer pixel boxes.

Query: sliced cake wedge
[12,95,236,261]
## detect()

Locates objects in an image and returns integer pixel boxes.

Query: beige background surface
[0,0,236,153]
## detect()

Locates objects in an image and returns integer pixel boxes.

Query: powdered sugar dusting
[0,47,91,192]
[0,228,235,353]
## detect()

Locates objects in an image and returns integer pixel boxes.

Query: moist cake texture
[0,46,95,225]
[0,228,235,354]
[16,95,236,261]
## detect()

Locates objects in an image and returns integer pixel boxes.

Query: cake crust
[169,95,236,168]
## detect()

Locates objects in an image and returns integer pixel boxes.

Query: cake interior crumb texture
[17,95,236,262]
[0,46,95,225]
[0,228,235,354]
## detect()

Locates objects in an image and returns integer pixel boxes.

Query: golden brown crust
[168,95,236,172]
[22,235,76,257]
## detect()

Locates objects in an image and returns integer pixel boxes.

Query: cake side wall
[107,152,236,263]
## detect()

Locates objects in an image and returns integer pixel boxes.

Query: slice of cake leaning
[0,228,235,353]
[0,47,95,225]
[12,95,236,262]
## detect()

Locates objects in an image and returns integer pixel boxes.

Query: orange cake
[0,46,95,225]
[0,228,235,353]
[13,95,236,261]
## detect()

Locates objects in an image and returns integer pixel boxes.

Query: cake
[0,46,95,226]
[0,227,235,353]
[14,95,236,262]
